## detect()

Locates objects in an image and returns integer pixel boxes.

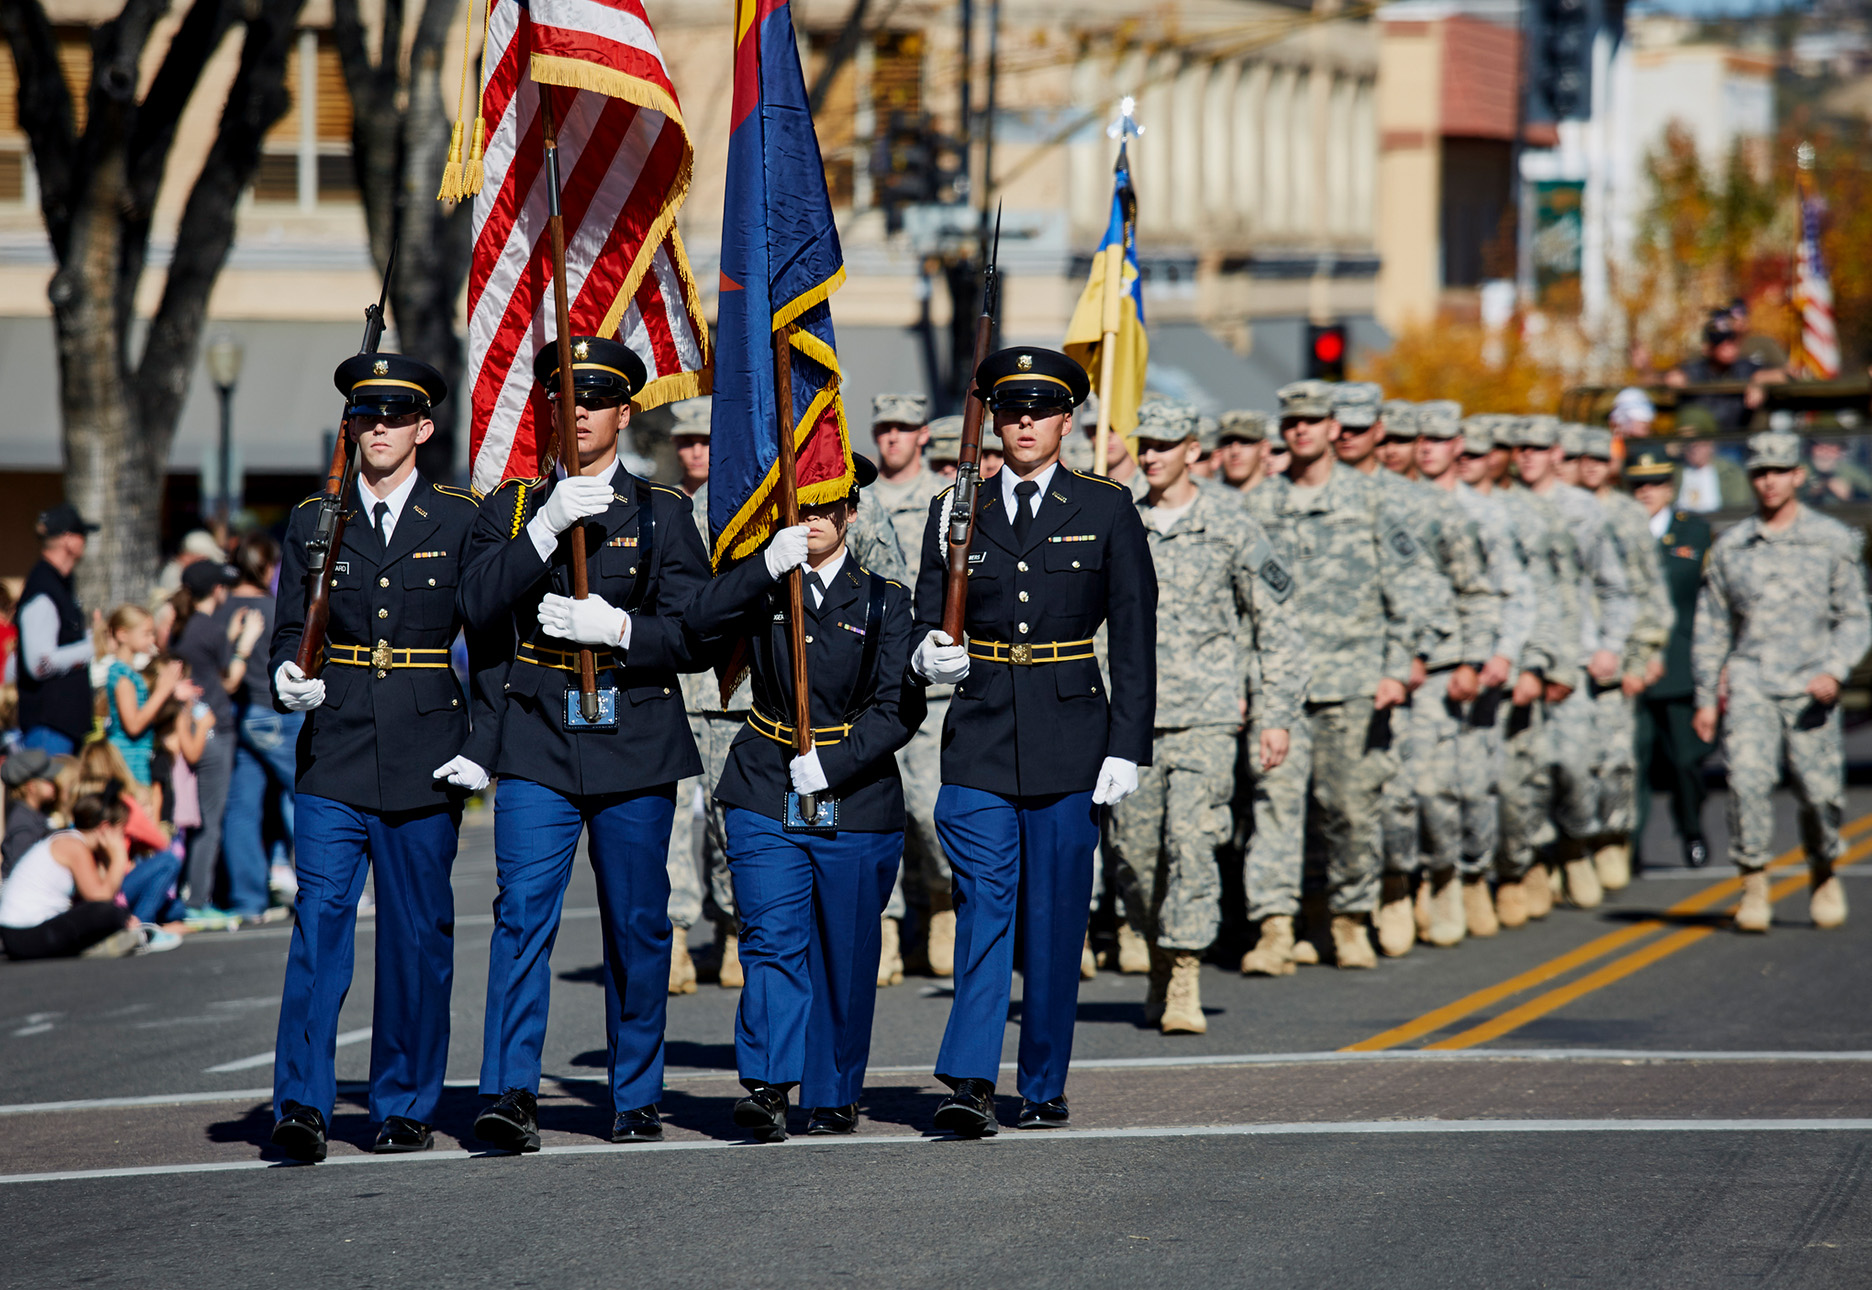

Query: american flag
[1793,161,1839,381]
[464,0,711,494]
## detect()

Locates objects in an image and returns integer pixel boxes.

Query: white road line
[7,1118,1872,1186]
[203,1028,371,1074]
[219,907,602,942]
[9,1048,1872,1118]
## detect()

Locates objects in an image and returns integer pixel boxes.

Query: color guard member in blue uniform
[269,353,499,1163]
[912,347,1157,1136]
[462,337,712,1151]
[684,456,922,1140]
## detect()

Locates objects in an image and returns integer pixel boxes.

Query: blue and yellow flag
[1063,148,1147,436]
[709,0,853,569]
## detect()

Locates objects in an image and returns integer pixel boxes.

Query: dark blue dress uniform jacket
[270,474,500,813]
[914,466,1157,797]
[686,554,923,833]
[461,471,711,796]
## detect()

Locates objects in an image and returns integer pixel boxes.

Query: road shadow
[558,962,606,986]
[1071,999,1226,1029]
[1600,908,1734,929]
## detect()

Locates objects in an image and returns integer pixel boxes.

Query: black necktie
[1012,480,1039,547]
[805,572,826,608]
[373,501,390,547]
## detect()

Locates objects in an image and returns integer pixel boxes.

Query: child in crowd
[150,696,219,925]
[2,747,60,877]
[103,605,187,790]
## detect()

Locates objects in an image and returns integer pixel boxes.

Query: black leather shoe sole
[373,1125,434,1154]
[732,1099,788,1143]
[1017,1109,1069,1130]
[611,1119,664,1144]
[933,1101,998,1138]
[473,1110,540,1154]
[270,1119,327,1163]
[806,1107,858,1136]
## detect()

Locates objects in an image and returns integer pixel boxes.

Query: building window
[257,30,356,206]
[1440,138,1514,287]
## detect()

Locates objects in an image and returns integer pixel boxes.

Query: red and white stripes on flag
[1793,181,1840,381]
[464,0,711,494]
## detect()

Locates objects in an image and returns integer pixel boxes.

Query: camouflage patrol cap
[871,392,928,429]
[1418,400,1464,440]
[1332,382,1384,429]
[1582,427,1614,461]
[1197,416,1219,453]
[1381,401,1419,438]
[1558,423,1590,459]
[926,414,964,463]
[1277,380,1335,420]
[1510,415,1560,449]
[1134,399,1202,443]
[669,395,711,439]
[1217,409,1269,443]
[1460,416,1496,455]
[1745,430,1802,471]
[981,419,1003,451]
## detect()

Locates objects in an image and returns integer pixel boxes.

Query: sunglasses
[548,391,626,411]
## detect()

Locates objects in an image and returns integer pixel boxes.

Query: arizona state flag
[1063,148,1148,437]
[709,0,853,569]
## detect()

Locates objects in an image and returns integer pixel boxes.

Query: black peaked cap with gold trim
[974,346,1091,412]
[335,352,448,418]
[533,335,647,401]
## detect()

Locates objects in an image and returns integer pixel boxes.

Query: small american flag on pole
[461,0,711,493]
[1793,142,1840,381]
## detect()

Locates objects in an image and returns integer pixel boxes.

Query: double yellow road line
[1344,815,1872,1053]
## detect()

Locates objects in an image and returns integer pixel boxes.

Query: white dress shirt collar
[805,549,847,607]
[358,469,422,545]
[555,456,622,489]
[1000,460,1060,518]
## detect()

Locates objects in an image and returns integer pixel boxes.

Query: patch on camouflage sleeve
[1386,521,1420,561]
[1260,557,1294,601]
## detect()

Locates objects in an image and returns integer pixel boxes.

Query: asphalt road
[4,771,1872,1288]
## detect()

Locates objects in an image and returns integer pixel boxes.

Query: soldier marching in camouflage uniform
[1574,425,1675,892]
[1214,410,1272,494]
[1240,380,1432,974]
[1338,389,1494,954]
[663,397,713,993]
[1693,430,1871,934]
[1105,402,1306,1031]
[866,393,959,976]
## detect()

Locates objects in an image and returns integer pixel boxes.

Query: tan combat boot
[1811,867,1848,929]
[1594,839,1632,892]
[1161,953,1207,1034]
[1464,875,1500,938]
[877,916,905,986]
[1291,931,1322,965]
[718,931,746,989]
[1561,840,1603,910]
[1144,945,1173,1026]
[1524,865,1555,919]
[1495,876,1529,929]
[1415,879,1433,943]
[668,925,698,995]
[1081,934,1098,980]
[1735,871,1772,933]
[926,909,958,978]
[1376,874,1415,958]
[1425,869,1466,947]
[1331,915,1378,969]
[1240,915,1298,977]
[1116,922,1152,974]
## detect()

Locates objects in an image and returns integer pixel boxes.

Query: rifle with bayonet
[295,236,399,677]
[940,205,1002,641]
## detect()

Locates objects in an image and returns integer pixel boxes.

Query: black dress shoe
[732,1082,790,1143]
[933,1078,998,1138]
[1017,1096,1070,1130]
[271,1105,328,1163]
[1685,838,1710,869]
[474,1088,541,1154]
[611,1105,663,1143]
[806,1103,859,1135]
[373,1116,434,1154]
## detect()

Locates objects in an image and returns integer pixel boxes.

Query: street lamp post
[205,335,244,528]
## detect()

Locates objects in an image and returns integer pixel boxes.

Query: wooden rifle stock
[939,205,1002,642]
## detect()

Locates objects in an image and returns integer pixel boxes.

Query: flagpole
[772,323,818,822]
[1092,239,1122,477]
[540,86,601,722]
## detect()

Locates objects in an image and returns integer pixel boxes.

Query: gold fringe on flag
[463,116,487,196]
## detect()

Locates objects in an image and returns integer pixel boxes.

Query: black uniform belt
[325,643,452,671]
[967,637,1096,666]
[516,641,623,673]
[746,709,853,746]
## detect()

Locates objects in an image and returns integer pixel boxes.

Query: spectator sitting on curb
[0,785,181,959]
[2,747,60,878]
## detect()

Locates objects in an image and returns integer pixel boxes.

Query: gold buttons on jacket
[1018,622,1030,635]
[379,577,390,588]
[1018,591,1030,602]
[377,608,389,619]
[1017,560,1029,572]
[428,578,436,587]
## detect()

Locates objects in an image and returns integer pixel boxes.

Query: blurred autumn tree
[1353,317,1570,413]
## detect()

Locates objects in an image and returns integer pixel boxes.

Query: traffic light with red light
[1306,322,1347,381]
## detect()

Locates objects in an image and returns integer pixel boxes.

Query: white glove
[789,748,829,794]
[275,661,326,713]
[432,755,490,792]
[1092,756,1139,807]
[764,525,811,580]
[913,630,970,684]
[538,475,615,535]
[538,592,629,647]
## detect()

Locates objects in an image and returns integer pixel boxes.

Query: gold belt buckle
[1008,643,1033,666]
[371,639,393,673]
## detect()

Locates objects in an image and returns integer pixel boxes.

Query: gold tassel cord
[437,120,466,203]
[463,116,487,196]
[456,0,497,199]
